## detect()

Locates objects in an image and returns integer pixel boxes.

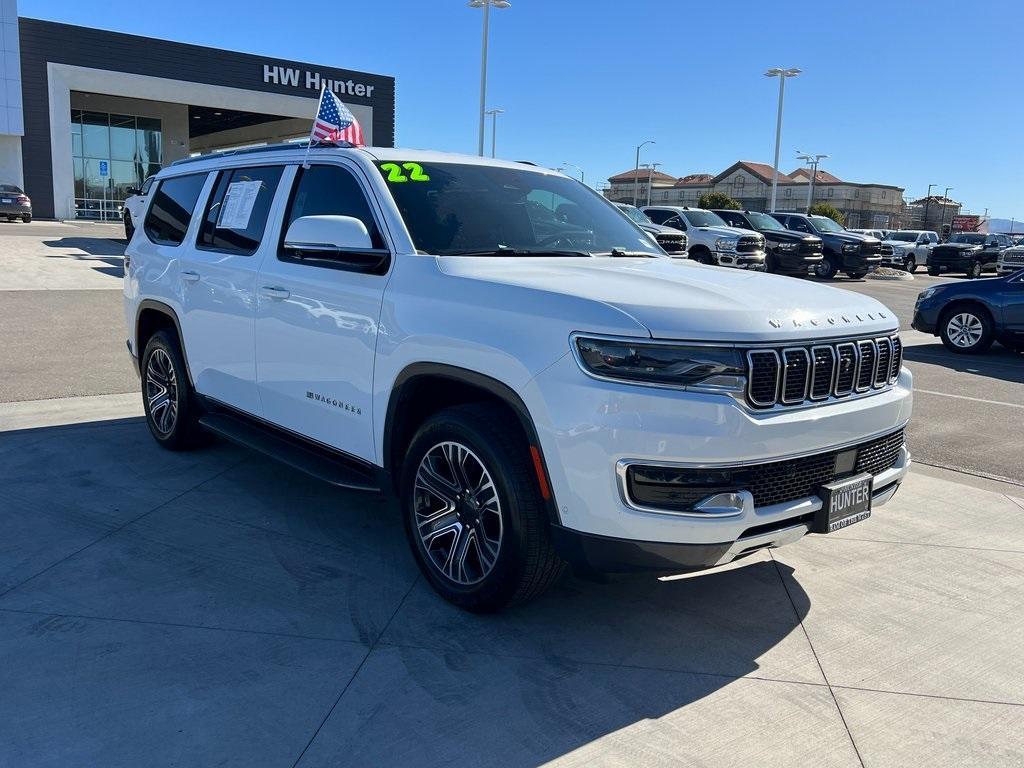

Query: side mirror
[283,215,389,273]
[125,187,141,197]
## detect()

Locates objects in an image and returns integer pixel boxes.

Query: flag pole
[302,85,327,170]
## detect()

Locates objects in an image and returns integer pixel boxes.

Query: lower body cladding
[525,353,913,573]
[714,249,766,270]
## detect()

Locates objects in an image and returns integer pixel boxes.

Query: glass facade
[71,110,163,219]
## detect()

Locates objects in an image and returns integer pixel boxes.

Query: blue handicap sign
[99,160,109,176]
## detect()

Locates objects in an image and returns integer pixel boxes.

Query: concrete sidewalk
[1,396,1022,767]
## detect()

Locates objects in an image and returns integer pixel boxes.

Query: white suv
[643,206,766,270]
[124,144,912,611]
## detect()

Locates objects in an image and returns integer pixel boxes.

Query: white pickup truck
[881,230,938,273]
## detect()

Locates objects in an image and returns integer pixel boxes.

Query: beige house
[606,160,906,229]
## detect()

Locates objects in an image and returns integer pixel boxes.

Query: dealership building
[0,5,395,220]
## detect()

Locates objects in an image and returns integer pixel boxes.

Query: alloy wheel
[413,441,503,585]
[145,348,178,435]
[946,313,983,348]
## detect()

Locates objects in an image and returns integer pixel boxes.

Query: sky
[21,0,1024,221]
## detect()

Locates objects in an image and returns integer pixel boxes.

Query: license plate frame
[815,473,873,533]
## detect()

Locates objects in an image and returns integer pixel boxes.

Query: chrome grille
[737,236,764,253]
[745,334,901,409]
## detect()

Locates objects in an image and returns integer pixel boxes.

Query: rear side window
[280,164,384,254]
[197,165,284,256]
[719,211,745,228]
[144,174,207,246]
[645,209,671,225]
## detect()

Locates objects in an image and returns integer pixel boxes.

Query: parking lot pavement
[1,401,1022,767]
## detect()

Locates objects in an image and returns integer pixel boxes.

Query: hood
[768,229,821,244]
[693,225,760,239]
[827,231,878,245]
[936,242,982,251]
[436,257,897,342]
[639,222,684,236]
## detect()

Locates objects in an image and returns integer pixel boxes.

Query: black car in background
[770,212,882,279]
[927,232,1013,278]
[614,203,688,255]
[713,209,823,276]
[0,183,31,222]
[912,270,1024,353]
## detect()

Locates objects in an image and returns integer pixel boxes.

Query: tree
[808,202,846,227]
[698,190,741,210]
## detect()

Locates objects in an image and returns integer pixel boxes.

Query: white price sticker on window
[217,180,263,230]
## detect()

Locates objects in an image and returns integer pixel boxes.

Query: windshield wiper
[596,248,660,258]
[443,248,592,258]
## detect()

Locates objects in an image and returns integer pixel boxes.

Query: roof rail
[170,140,357,167]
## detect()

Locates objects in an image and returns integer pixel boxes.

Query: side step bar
[198,411,380,492]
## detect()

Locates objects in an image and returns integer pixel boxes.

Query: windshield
[810,216,845,233]
[617,204,652,225]
[745,211,785,231]
[682,210,728,228]
[376,161,662,257]
[0,184,22,194]
[949,233,986,244]
[887,231,918,242]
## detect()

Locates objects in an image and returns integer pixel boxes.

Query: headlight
[777,242,798,252]
[574,337,745,390]
[917,287,941,301]
[715,237,738,251]
[842,243,860,253]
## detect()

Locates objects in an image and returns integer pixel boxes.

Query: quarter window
[197,165,284,256]
[280,164,384,255]
[144,173,208,246]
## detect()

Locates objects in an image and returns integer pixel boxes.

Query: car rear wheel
[400,403,564,612]
[847,271,867,280]
[904,255,917,273]
[928,266,940,276]
[940,308,994,354]
[141,330,205,450]
[966,261,982,279]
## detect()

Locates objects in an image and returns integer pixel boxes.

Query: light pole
[632,140,654,206]
[485,108,504,158]
[562,162,584,183]
[796,151,828,213]
[469,0,511,157]
[645,162,661,207]
[764,67,801,212]
[941,186,954,235]
[922,183,936,231]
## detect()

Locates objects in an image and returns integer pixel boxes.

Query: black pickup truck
[770,213,883,279]
[928,232,1012,278]
[713,209,823,276]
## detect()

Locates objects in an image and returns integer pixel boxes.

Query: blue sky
[22,0,1024,221]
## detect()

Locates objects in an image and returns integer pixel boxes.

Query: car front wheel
[815,258,839,279]
[401,404,564,612]
[967,261,982,279]
[124,212,134,241]
[904,255,917,273]
[940,308,994,354]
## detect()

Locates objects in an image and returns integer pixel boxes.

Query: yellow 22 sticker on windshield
[381,162,430,183]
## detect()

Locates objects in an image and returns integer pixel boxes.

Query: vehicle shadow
[0,417,813,766]
[41,236,125,278]
[903,342,1024,385]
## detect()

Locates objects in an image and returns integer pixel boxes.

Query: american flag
[310,86,365,146]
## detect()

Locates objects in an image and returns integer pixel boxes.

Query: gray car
[0,183,31,223]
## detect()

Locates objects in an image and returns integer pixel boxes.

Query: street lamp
[796,151,828,213]
[469,0,511,157]
[632,140,654,206]
[764,67,801,213]
[642,162,661,206]
[922,183,937,231]
[562,162,584,183]
[941,186,954,235]
[484,107,504,158]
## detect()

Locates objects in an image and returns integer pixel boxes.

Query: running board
[198,412,380,492]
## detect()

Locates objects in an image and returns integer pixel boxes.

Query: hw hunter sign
[263,64,376,99]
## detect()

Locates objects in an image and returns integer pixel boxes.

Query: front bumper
[840,253,882,271]
[715,248,767,270]
[0,202,31,218]
[525,353,913,561]
[772,249,823,274]
[998,263,1024,275]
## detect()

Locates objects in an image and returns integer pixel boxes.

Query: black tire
[928,266,940,276]
[939,305,994,354]
[847,271,867,280]
[400,403,564,612]
[904,255,917,273]
[814,257,839,280]
[124,212,134,241]
[140,330,205,450]
[690,247,714,266]
[21,215,31,223]
[966,261,982,279]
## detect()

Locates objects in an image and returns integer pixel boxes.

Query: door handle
[181,270,200,283]
[259,286,290,300]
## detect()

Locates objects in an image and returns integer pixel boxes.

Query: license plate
[1,198,11,204]
[815,473,872,533]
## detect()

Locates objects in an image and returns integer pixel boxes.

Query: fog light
[694,491,750,517]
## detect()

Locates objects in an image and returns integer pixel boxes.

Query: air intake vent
[747,351,780,407]
[874,337,892,388]
[889,336,903,383]
[781,349,810,404]
[810,346,835,400]
[835,343,857,396]
[856,340,877,392]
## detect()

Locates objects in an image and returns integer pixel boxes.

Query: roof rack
[170,140,356,167]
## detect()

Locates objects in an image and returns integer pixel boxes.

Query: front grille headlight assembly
[715,237,739,251]
[574,336,745,392]
[842,243,861,253]
[777,242,798,252]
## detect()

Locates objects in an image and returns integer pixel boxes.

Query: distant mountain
[988,217,1023,234]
